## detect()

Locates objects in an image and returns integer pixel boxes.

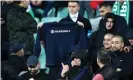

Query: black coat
[88,13,129,63]
[111,51,133,79]
[99,14,129,38]
[95,64,118,80]
[59,66,93,80]
[1,55,27,80]
[7,5,37,55]
[1,2,15,60]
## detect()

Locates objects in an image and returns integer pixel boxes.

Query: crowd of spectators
[1,0,133,80]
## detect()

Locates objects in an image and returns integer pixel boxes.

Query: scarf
[112,0,130,25]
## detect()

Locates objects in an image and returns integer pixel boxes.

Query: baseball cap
[27,55,39,67]
[10,43,25,53]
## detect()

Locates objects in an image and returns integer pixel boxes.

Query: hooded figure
[60,49,93,80]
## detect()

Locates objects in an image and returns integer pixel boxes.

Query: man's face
[129,39,133,45]
[23,0,30,8]
[68,2,80,14]
[28,64,40,75]
[73,58,81,66]
[111,37,124,51]
[99,6,111,18]
[106,18,114,30]
[103,35,113,49]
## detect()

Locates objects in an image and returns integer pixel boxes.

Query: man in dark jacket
[92,49,118,80]
[19,55,53,80]
[7,0,37,55]
[111,35,133,80]
[59,1,92,39]
[98,2,128,37]
[60,49,93,80]
[88,13,116,73]
[1,43,27,80]
[1,1,15,61]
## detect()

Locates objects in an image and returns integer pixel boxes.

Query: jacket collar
[66,13,83,22]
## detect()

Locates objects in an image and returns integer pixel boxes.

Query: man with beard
[111,35,133,80]
[88,13,116,73]
[98,2,128,37]
[19,55,53,80]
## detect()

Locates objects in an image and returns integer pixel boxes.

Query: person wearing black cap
[60,49,93,80]
[126,28,133,80]
[19,55,53,80]
[1,43,27,80]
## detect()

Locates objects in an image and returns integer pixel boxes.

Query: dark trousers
[48,66,61,80]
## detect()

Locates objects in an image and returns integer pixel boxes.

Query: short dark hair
[99,2,112,9]
[97,49,111,64]
[68,1,79,4]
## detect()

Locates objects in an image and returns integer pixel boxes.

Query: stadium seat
[84,10,89,19]
[47,7,56,17]
[57,7,68,18]
[33,33,46,69]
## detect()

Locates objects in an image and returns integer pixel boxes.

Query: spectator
[1,0,15,61]
[92,49,118,80]
[89,33,115,73]
[2,43,27,80]
[7,0,37,55]
[60,49,93,80]
[98,2,129,38]
[126,28,133,80]
[103,33,114,51]
[19,55,53,80]
[111,35,133,80]
[88,13,116,73]
[59,1,92,39]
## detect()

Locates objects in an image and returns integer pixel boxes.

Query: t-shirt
[36,22,88,66]
[19,71,53,80]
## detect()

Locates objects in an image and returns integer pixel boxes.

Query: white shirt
[69,12,79,22]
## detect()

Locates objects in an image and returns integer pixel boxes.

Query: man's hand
[0,18,5,24]
[124,46,131,53]
[61,63,69,77]
[77,21,84,27]
[71,59,81,67]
